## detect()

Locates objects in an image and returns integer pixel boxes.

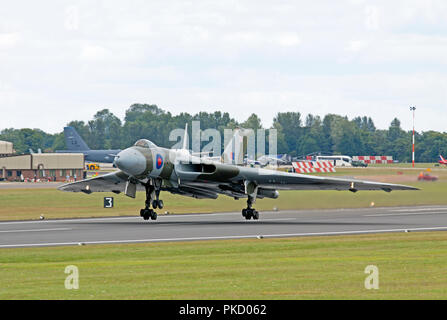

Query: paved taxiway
[1,205,447,248]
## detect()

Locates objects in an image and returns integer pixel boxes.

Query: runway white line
[0,212,243,226]
[1,226,447,248]
[390,208,447,213]
[0,217,139,225]
[364,212,447,217]
[258,218,296,221]
[0,228,71,234]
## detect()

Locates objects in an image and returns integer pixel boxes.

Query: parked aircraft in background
[439,155,447,166]
[245,154,289,167]
[56,127,121,163]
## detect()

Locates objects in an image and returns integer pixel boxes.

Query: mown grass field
[1,166,446,221]
[1,231,447,299]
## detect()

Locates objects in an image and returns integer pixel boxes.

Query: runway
[1,205,447,248]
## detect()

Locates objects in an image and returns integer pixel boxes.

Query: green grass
[1,180,446,221]
[368,162,443,168]
[1,232,447,299]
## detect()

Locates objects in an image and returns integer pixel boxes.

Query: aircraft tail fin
[441,155,446,162]
[64,127,90,151]
[222,128,245,165]
[182,123,188,150]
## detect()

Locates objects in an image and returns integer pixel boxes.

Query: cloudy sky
[0,0,446,133]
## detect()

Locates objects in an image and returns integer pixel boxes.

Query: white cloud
[0,0,446,134]
[0,33,20,48]
[365,6,380,31]
[79,45,111,61]
[276,33,301,47]
[345,40,369,52]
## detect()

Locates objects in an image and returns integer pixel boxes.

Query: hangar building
[0,153,84,182]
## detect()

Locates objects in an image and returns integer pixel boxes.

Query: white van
[315,155,352,167]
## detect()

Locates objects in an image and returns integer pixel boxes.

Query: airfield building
[0,153,84,182]
[0,141,14,157]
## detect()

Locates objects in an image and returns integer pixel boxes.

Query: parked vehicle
[86,163,100,171]
[418,172,438,182]
[352,160,368,167]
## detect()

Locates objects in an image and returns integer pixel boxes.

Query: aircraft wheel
[151,211,158,220]
[142,208,152,221]
[242,208,247,218]
[152,200,158,209]
[245,210,253,220]
[252,210,259,220]
[158,200,164,209]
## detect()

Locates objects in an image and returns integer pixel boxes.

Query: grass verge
[1,181,446,221]
[1,231,447,299]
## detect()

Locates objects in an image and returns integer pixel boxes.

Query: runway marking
[0,228,71,234]
[389,208,447,213]
[0,217,140,225]
[258,218,296,221]
[1,226,447,248]
[0,212,289,226]
[0,213,243,225]
[364,212,447,217]
[0,206,445,226]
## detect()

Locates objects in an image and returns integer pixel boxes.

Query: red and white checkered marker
[292,161,336,173]
[352,156,393,164]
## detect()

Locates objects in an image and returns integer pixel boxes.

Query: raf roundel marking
[156,154,163,170]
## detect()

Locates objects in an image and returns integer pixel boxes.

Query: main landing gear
[241,196,259,220]
[140,179,163,221]
[242,208,259,220]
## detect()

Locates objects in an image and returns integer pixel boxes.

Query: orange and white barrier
[353,156,393,164]
[292,161,336,173]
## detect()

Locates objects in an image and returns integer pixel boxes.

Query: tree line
[1,103,446,163]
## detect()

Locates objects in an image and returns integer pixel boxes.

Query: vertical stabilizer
[64,127,90,151]
[223,128,245,165]
[182,123,189,150]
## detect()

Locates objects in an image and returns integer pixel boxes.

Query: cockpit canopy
[134,139,157,149]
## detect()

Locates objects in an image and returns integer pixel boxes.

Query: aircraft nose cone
[115,148,146,176]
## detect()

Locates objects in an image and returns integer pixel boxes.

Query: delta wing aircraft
[59,137,418,221]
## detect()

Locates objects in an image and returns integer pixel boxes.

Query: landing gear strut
[140,179,163,221]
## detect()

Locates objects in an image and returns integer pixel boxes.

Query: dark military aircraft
[56,127,121,163]
[59,136,418,221]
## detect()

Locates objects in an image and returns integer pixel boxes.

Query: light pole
[410,106,416,168]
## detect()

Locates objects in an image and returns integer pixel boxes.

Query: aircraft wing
[58,171,135,193]
[234,167,418,192]
[241,169,418,192]
[58,170,220,199]
[174,163,418,193]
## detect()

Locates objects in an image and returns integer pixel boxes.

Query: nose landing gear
[141,179,163,221]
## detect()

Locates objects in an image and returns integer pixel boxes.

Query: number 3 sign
[104,197,114,208]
